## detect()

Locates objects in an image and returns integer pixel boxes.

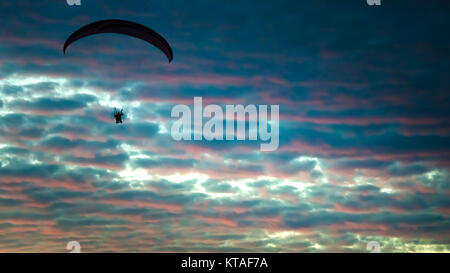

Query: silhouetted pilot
[113,108,124,124]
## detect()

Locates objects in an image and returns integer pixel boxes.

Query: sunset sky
[0,0,449,252]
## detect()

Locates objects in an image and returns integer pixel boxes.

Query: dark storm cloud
[56,217,129,228]
[104,189,208,207]
[333,159,392,170]
[25,82,59,93]
[64,153,129,168]
[280,158,316,174]
[40,136,120,151]
[0,162,60,179]
[0,147,30,157]
[282,210,446,230]
[279,124,450,157]
[18,128,44,138]
[143,179,197,193]
[0,113,27,128]
[0,198,24,206]
[133,157,196,169]
[202,179,236,193]
[102,122,160,139]
[1,85,24,95]
[22,187,89,203]
[12,96,93,112]
[0,211,52,221]
[388,162,431,177]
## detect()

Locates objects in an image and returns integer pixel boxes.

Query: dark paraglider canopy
[113,108,125,124]
[63,19,173,62]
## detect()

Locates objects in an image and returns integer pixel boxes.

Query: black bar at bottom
[1,253,446,272]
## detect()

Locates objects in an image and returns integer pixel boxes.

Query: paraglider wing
[63,19,173,62]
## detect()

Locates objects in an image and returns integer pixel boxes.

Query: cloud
[388,162,431,177]
[1,85,24,95]
[64,153,129,169]
[0,0,449,252]
[133,157,196,169]
[12,96,93,113]
[202,179,236,193]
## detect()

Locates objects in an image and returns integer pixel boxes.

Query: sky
[0,0,449,252]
